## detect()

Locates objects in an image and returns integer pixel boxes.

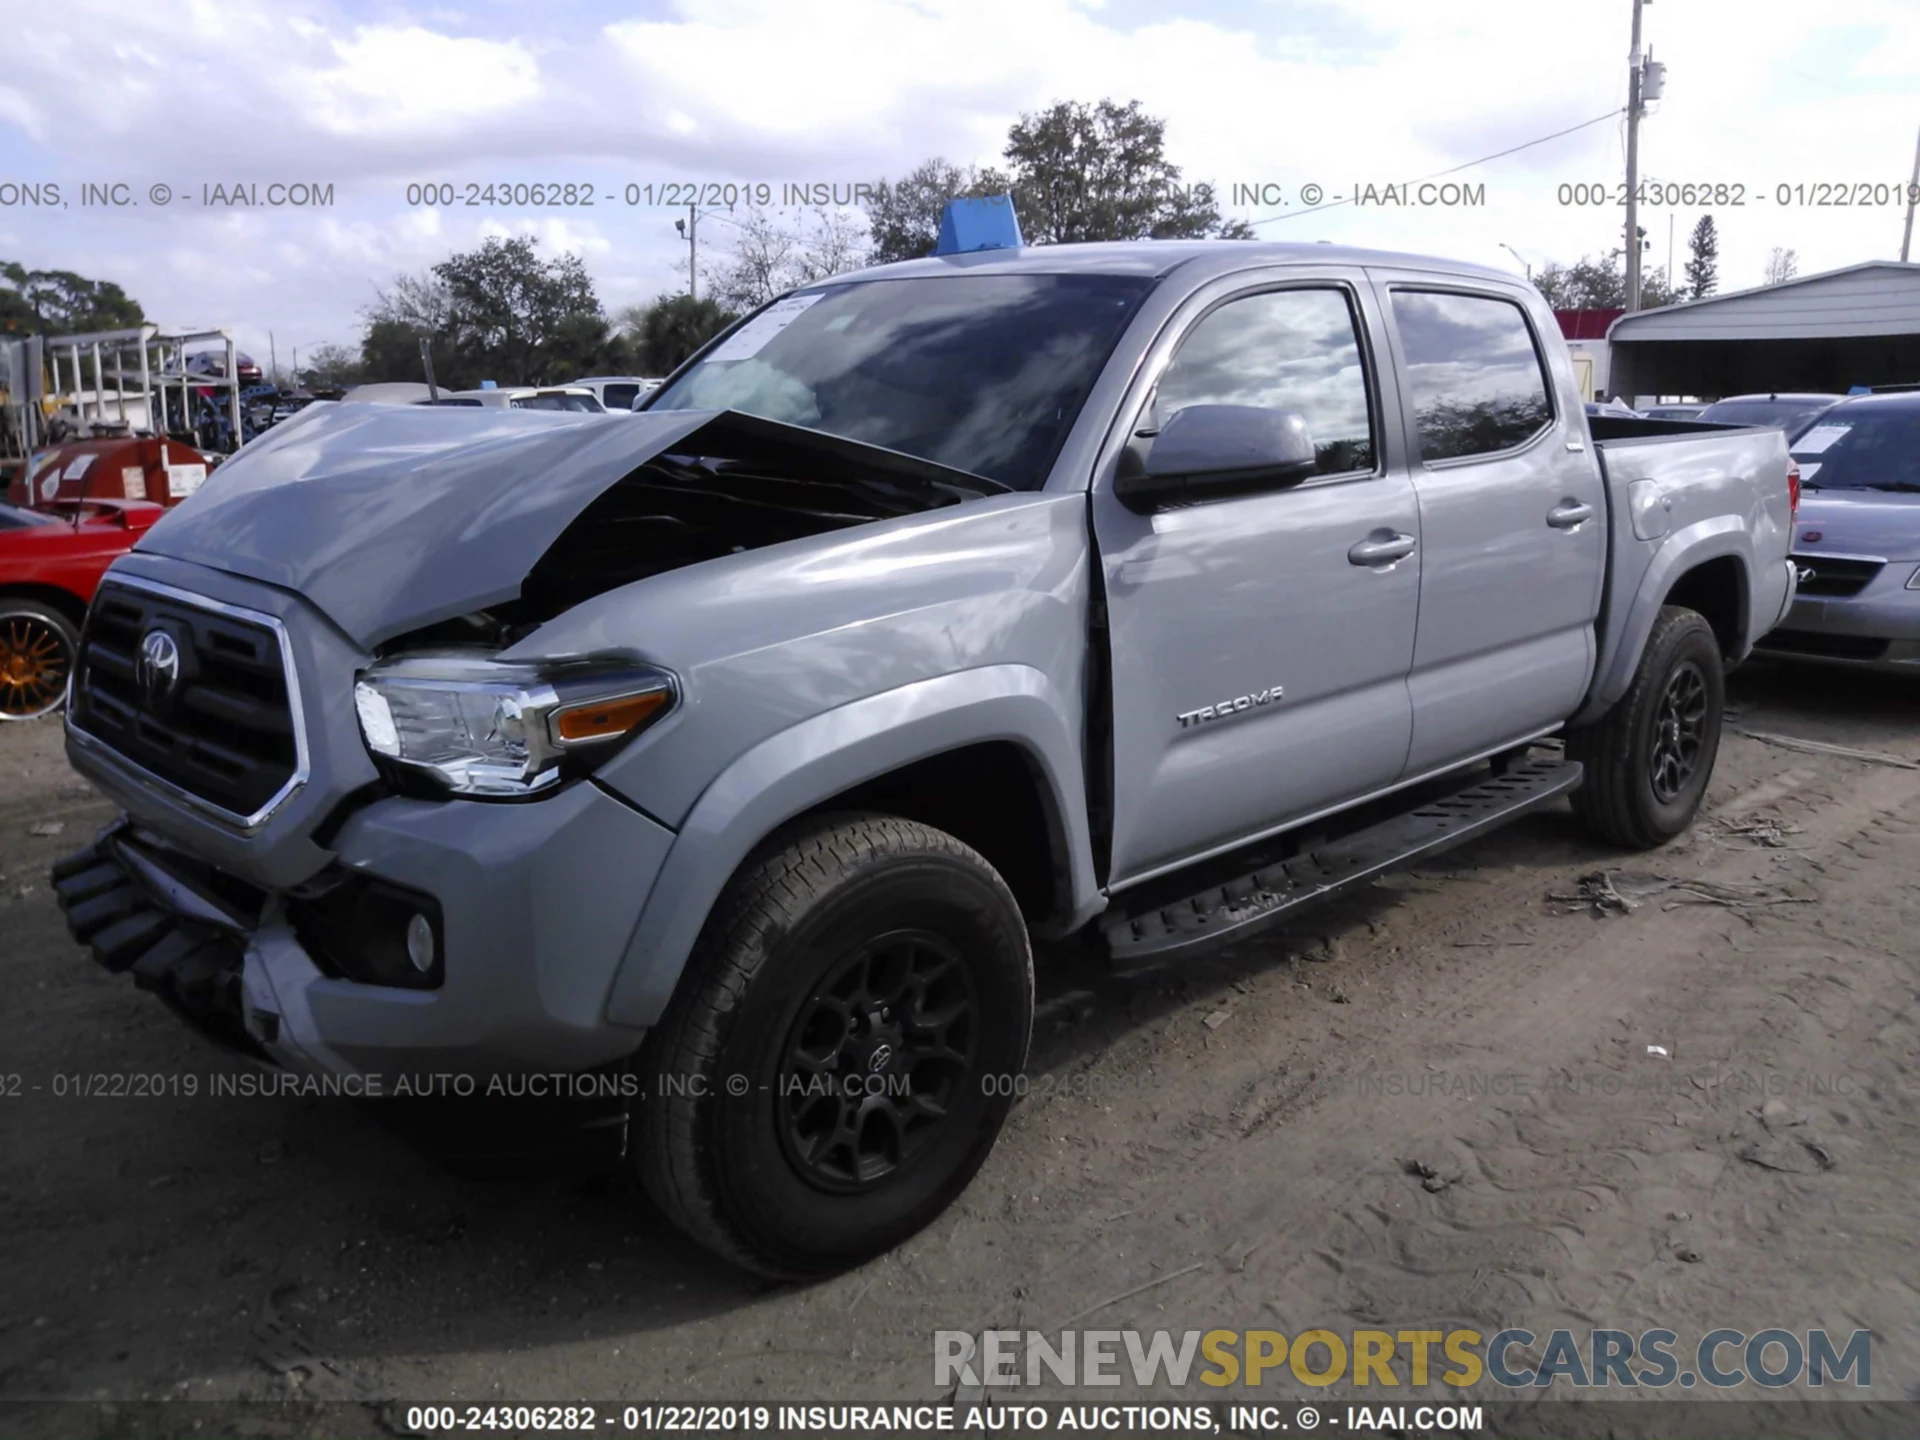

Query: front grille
[1791,555,1883,598]
[1756,629,1891,661]
[71,579,301,822]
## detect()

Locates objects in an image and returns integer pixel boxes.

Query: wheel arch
[604,665,1103,1029]
[1575,519,1752,727]
[0,582,90,630]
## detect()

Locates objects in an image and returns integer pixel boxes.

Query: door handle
[1547,500,1595,529]
[1348,531,1417,566]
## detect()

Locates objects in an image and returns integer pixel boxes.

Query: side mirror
[1115,404,1318,508]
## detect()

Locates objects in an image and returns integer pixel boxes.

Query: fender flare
[1574,516,1751,727]
[603,664,1101,1028]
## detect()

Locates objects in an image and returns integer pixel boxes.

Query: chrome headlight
[352,654,676,797]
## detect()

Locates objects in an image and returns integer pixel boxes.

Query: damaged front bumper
[52,820,384,1075]
[54,822,274,1062]
[54,778,676,1082]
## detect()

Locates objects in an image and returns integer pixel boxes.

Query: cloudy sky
[2,0,1915,372]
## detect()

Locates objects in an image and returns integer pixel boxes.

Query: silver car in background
[1755,391,1920,672]
[1696,392,1843,433]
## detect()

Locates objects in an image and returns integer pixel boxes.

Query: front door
[1093,275,1422,887]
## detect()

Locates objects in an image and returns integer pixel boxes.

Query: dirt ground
[1,658,1916,1431]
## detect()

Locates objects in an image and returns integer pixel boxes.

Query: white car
[340,382,435,406]
[419,386,606,413]
[565,376,661,412]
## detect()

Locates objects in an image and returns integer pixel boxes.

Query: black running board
[1102,756,1582,969]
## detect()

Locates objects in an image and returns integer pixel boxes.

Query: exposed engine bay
[377,410,1010,654]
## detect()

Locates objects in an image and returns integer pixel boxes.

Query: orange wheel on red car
[0,602,80,721]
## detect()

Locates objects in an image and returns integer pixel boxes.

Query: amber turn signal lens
[554,690,670,742]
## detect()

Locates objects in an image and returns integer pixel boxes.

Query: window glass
[1151,288,1375,476]
[602,384,640,409]
[1392,291,1553,461]
[648,274,1154,490]
[1789,407,1920,491]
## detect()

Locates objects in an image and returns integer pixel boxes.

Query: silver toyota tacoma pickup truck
[53,240,1797,1277]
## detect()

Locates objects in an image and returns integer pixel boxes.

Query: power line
[1246,108,1626,226]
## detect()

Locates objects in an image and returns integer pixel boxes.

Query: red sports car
[0,497,163,720]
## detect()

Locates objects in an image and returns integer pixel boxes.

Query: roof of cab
[802,239,1522,289]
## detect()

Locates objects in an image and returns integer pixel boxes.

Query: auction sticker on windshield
[705,292,827,362]
[1793,425,1851,454]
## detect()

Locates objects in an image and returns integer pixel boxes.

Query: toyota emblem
[868,1043,893,1074]
[137,629,182,711]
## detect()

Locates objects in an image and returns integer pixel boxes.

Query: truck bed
[1579,416,1796,725]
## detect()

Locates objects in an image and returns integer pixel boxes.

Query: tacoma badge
[1177,685,1283,730]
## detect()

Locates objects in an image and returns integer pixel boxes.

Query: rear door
[1092,270,1422,886]
[1373,280,1606,774]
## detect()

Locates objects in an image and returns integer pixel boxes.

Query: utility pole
[1623,0,1646,311]
[675,206,699,300]
[418,337,440,401]
[1902,123,1920,263]
[269,330,278,388]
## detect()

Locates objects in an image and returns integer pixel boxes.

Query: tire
[1567,605,1724,849]
[0,600,80,721]
[636,812,1034,1278]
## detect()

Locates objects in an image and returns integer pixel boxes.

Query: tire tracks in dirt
[847,738,1920,1398]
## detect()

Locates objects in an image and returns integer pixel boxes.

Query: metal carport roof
[1605,261,1920,397]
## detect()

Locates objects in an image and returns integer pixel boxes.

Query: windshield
[1697,397,1835,430]
[1790,408,1920,491]
[645,273,1156,490]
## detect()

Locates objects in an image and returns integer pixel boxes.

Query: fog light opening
[406,912,436,974]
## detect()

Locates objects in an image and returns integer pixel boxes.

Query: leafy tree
[866,159,1013,265]
[867,99,1252,263]
[1763,246,1799,285]
[360,271,455,385]
[435,236,607,385]
[300,342,363,388]
[619,294,739,375]
[0,259,145,334]
[1532,250,1681,309]
[1001,99,1253,245]
[359,237,613,388]
[359,316,444,387]
[1684,215,1719,299]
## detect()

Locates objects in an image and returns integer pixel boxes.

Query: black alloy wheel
[776,929,978,1193]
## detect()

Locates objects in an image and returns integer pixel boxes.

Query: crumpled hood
[1794,489,1920,561]
[133,401,715,647]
